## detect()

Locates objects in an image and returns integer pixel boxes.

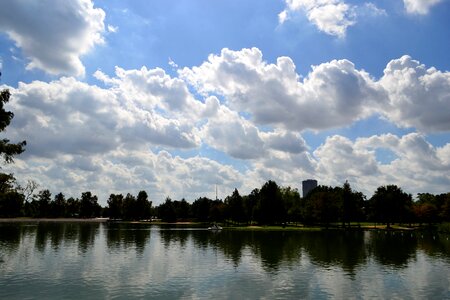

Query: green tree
[303,186,341,227]
[281,187,301,224]
[225,188,245,224]
[192,197,212,222]
[0,89,26,163]
[209,199,226,222]
[79,191,100,218]
[341,181,365,227]
[440,193,450,221]
[136,190,151,220]
[175,198,191,220]
[243,188,259,224]
[66,197,80,217]
[0,173,24,217]
[413,202,437,226]
[0,85,26,217]
[122,193,137,220]
[158,197,177,222]
[107,193,124,219]
[37,189,52,218]
[369,185,412,228]
[256,180,285,225]
[52,192,66,217]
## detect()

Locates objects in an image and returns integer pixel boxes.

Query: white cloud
[314,133,450,196]
[7,147,246,204]
[262,130,308,154]
[180,47,384,131]
[107,25,118,33]
[279,0,356,37]
[380,55,450,132]
[7,76,201,158]
[314,135,380,183]
[403,0,444,15]
[357,3,387,17]
[279,1,390,37]
[95,66,204,118]
[201,105,265,159]
[168,58,179,69]
[0,0,105,76]
[2,47,449,202]
[181,48,450,133]
[2,74,245,202]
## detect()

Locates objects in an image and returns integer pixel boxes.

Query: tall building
[302,179,317,197]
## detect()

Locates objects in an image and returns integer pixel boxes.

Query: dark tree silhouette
[52,192,66,217]
[158,197,177,222]
[256,180,285,225]
[122,193,137,220]
[0,82,26,217]
[136,190,152,220]
[369,185,412,228]
[79,191,101,218]
[191,197,212,222]
[0,173,23,217]
[37,189,52,218]
[0,89,26,163]
[107,193,124,219]
[341,181,365,227]
[225,188,245,224]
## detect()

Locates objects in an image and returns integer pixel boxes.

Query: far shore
[1,218,447,233]
[0,217,109,223]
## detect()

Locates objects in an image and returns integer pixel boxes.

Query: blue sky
[0,0,449,204]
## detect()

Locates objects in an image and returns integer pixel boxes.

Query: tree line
[3,175,450,229]
[1,82,449,226]
[154,180,450,227]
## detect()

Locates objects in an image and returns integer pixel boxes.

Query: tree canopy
[0,82,26,217]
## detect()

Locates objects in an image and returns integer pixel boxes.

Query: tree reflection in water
[367,231,417,268]
[105,223,151,255]
[2,222,450,274]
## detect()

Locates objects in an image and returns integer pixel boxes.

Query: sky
[0,0,449,205]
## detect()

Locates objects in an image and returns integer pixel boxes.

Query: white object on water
[208,224,222,230]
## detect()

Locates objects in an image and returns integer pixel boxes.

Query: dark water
[0,222,449,299]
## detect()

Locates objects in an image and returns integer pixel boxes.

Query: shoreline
[1,218,447,233]
[0,218,109,223]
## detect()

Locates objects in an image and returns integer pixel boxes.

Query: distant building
[302,179,318,197]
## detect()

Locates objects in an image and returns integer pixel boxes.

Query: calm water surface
[0,222,449,299]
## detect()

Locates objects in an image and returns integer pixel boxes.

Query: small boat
[208,223,222,230]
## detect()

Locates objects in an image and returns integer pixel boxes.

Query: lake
[1,222,449,299]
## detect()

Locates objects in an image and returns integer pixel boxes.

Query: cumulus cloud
[279,0,356,37]
[380,55,450,132]
[200,105,309,160]
[3,74,243,201]
[311,133,450,196]
[7,76,200,159]
[314,135,380,181]
[262,130,308,154]
[403,0,444,15]
[279,1,390,37]
[245,131,450,197]
[0,0,105,76]
[181,48,450,133]
[180,47,384,131]
[94,66,204,118]
[2,47,449,202]
[7,147,246,203]
[201,106,265,159]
